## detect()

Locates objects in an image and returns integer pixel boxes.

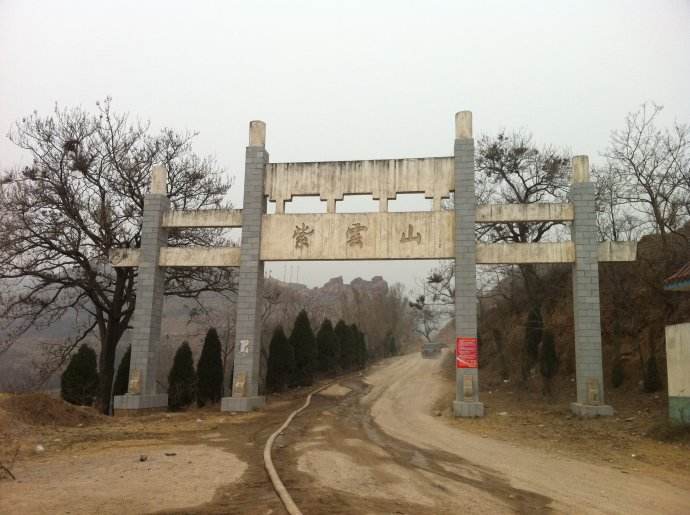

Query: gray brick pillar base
[222,121,267,412]
[453,112,484,418]
[114,165,169,410]
[570,156,613,417]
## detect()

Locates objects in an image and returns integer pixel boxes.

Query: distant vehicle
[421,342,443,358]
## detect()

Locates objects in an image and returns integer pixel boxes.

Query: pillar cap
[572,155,590,183]
[455,111,473,139]
[249,120,266,146]
[150,164,167,194]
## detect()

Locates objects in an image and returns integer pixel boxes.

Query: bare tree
[475,131,570,314]
[408,294,442,343]
[426,132,570,316]
[420,131,570,381]
[599,102,690,388]
[425,261,455,312]
[603,102,689,248]
[593,164,641,242]
[0,99,235,413]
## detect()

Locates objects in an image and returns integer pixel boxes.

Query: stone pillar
[453,111,484,417]
[114,164,169,410]
[570,155,613,417]
[221,121,268,412]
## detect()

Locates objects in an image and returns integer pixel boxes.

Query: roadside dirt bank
[0,391,307,514]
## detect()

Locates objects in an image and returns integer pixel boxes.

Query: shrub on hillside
[168,342,197,411]
[522,306,543,383]
[61,344,100,406]
[267,326,295,392]
[358,327,368,368]
[386,333,398,357]
[334,320,355,371]
[197,328,224,407]
[611,358,625,388]
[350,324,367,370]
[333,320,348,369]
[539,330,559,395]
[290,310,317,386]
[643,353,662,393]
[113,345,131,396]
[316,318,340,374]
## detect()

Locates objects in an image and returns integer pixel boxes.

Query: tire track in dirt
[273,376,551,514]
[157,399,306,515]
[161,353,690,514]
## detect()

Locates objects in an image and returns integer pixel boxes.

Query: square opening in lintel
[336,194,379,213]
[388,193,433,212]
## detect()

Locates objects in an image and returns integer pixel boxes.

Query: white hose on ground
[263,383,332,515]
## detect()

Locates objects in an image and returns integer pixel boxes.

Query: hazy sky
[1,0,689,291]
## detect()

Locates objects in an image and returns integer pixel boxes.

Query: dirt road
[281,351,690,514]
[2,353,689,514]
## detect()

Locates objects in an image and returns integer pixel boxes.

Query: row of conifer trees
[266,309,368,392]
[61,328,226,411]
[162,327,226,410]
[60,309,370,410]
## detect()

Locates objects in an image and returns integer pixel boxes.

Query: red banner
[456,337,478,368]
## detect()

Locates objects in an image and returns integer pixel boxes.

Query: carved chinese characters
[346,222,367,248]
[293,222,314,249]
[400,224,421,244]
[259,213,448,260]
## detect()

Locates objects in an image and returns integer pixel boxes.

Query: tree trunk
[493,328,509,380]
[97,305,128,415]
[98,326,119,415]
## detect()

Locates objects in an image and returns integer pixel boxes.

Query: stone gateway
[112,111,636,417]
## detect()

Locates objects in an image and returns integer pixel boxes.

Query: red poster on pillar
[456,337,478,368]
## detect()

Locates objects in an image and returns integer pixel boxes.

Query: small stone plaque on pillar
[587,378,601,405]
[571,376,613,417]
[463,375,474,400]
[128,368,141,395]
[234,372,247,397]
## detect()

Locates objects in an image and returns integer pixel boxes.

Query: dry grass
[432,354,690,481]
[0,393,102,429]
[647,420,690,443]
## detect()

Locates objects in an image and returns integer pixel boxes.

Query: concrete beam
[159,247,240,267]
[597,241,637,262]
[265,157,454,213]
[259,211,454,261]
[111,248,140,267]
[111,247,240,267]
[476,203,574,223]
[110,228,637,267]
[476,241,637,264]
[162,209,243,228]
[476,242,575,264]
[111,237,637,267]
